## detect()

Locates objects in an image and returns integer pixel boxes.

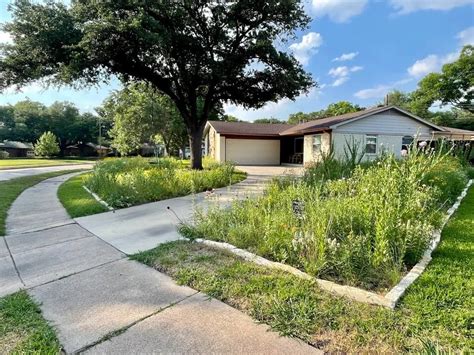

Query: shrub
[187,150,467,290]
[34,131,60,157]
[0,150,9,159]
[84,157,240,208]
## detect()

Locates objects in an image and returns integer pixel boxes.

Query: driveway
[0,163,94,181]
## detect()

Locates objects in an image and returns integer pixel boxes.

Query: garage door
[225,138,280,165]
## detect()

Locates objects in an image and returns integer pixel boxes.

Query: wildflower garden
[182,143,472,291]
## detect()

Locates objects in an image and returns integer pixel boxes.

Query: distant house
[204,105,474,166]
[0,141,34,157]
[64,142,111,157]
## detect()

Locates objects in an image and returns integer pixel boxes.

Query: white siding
[303,132,331,165]
[334,111,433,138]
[225,139,280,165]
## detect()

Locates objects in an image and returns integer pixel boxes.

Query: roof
[436,126,474,135]
[280,105,442,135]
[207,121,293,137]
[0,141,33,149]
[207,106,444,138]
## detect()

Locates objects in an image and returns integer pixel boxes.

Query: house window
[365,135,377,154]
[313,135,322,153]
[401,136,414,152]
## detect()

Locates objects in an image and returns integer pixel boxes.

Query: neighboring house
[64,142,111,157]
[0,141,34,157]
[204,105,474,166]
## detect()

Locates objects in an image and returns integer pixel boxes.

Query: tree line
[0,100,102,154]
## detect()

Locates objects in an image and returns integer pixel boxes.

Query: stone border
[195,179,473,309]
[82,185,114,211]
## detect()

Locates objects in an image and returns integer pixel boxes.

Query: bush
[0,150,9,159]
[34,131,60,157]
[187,150,468,290]
[84,157,240,208]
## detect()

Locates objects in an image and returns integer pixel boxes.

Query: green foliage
[34,131,60,157]
[186,151,468,290]
[414,45,474,113]
[253,118,286,124]
[101,83,188,156]
[0,151,9,159]
[0,291,60,353]
[1,0,313,169]
[287,101,363,124]
[57,173,107,218]
[84,157,244,208]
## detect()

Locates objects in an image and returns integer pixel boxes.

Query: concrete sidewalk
[1,171,319,354]
[76,165,303,255]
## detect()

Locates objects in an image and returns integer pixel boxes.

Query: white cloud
[328,65,363,87]
[312,0,368,23]
[457,26,474,46]
[354,78,414,99]
[407,52,458,78]
[333,52,359,62]
[390,0,474,14]
[289,32,323,65]
[0,31,12,44]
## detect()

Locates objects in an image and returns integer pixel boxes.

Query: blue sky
[1,0,473,121]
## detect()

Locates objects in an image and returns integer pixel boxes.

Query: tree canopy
[287,101,363,124]
[1,0,314,168]
[0,100,99,152]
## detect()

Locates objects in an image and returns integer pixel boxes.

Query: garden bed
[181,149,472,294]
[82,157,246,209]
[133,184,474,352]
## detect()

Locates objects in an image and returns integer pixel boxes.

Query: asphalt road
[0,164,93,181]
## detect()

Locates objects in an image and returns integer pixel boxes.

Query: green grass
[0,291,60,354]
[133,185,474,353]
[0,170,80,236]
[58,173,108,218]
[0,158,94,170]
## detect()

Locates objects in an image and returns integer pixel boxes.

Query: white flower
[419,141,427,148]
[401,149,408,157]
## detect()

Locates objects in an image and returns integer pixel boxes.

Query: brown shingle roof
[208,121,293,137]
[279,106,398,136]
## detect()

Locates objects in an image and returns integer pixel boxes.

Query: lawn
[0,291,60,353]
[133,183,473,353]
[0,158,94,170]
[0,170,80,235]
[58,173,108,218]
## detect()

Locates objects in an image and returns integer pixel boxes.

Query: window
[402,136,413,150]
[313,135,322,153]
[365,135,377,154]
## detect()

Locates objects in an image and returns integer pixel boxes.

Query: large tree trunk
[189,124,205,169]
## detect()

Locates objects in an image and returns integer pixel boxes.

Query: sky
[0,0,473,121]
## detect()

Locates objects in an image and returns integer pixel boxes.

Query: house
[204,105,474,166]
[64,142,111,157]
[0,141,34,157]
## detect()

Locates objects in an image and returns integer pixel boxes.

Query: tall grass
[84,157,240,208]
[184,146,468,290]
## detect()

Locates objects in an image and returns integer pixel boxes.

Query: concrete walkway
[76,165,303,254]
[0,163,93,181]
[1,171,318,354]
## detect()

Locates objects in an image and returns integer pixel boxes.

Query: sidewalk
[1,172,318,354]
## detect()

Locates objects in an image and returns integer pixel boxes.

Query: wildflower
[419,141,427,148]
[401,149,408,157]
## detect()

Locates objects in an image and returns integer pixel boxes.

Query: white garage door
[225,139,280,165]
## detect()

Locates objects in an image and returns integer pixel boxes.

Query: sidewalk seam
[3,237,26,287]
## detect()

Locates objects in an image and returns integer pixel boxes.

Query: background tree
[253,118,285,124]
[34,131,60,157]
[287,101,363,124]
[0,0,314,169]
[413,45,474,113]
[101,83,188,156]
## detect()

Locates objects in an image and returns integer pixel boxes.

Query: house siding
[303,132,331,166]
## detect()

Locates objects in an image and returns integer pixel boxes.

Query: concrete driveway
[0,163,93,181]
[236,165,304,177]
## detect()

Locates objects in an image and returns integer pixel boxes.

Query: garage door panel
[225,139,280,165]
